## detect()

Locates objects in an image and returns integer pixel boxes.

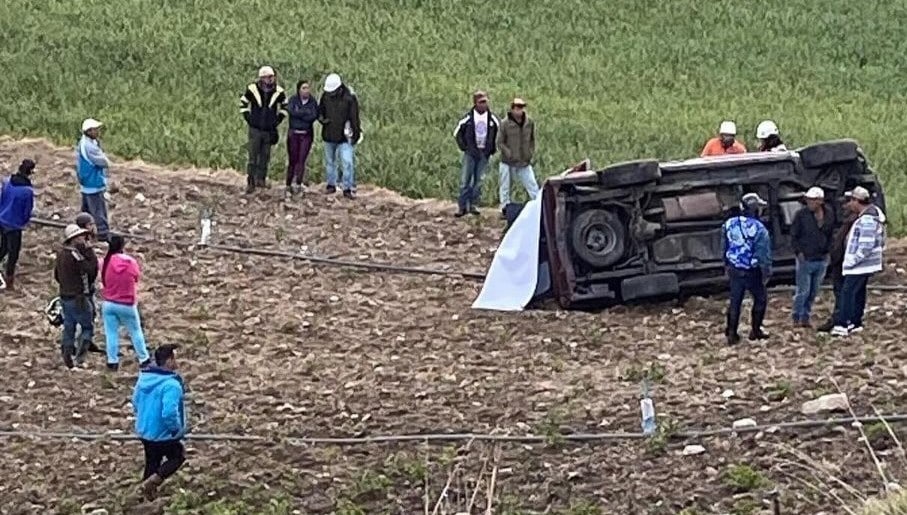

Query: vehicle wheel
[570,209,627,268]
[797,139,859,168]
[598,159,661,188]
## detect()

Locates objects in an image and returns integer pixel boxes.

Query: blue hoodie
[132,366,187,441]
[76,135,109,194]
[0,175,34,230]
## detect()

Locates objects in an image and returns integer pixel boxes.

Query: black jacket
[454,109,499,158]
[54,242,98,299]
[287,95,319,132]
[240,82,288,131]
[318,85,361,144]
[790,205,835,260]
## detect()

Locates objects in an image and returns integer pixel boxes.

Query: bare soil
[1,137,906,514]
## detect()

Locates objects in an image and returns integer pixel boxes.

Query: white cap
[845,186,871,201]
[258,66,275,78]
[324,73,342,93]
[718,121,737,135]
[756,120,779,139]
[81,118,103,132]
[804,186,824,199]
[741,192,768,207]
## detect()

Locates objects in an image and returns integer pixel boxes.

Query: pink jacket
[102,253,141,305]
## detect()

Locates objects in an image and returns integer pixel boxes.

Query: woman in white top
[755,120,787,152]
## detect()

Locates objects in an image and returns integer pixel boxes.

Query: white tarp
[471,189,545,311]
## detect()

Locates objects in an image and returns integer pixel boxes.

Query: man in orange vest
[701,121,747,157]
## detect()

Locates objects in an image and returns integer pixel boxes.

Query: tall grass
[1,0,906,231]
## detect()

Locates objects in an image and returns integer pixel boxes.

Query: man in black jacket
[790,187,835,327]
[318,73,361,199]
[240,66,288,194]
[453,90,499,217]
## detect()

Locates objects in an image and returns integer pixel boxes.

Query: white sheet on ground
[472,189,544,311]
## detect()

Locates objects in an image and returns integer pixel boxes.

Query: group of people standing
[722,186,887,345]
[240,66,362,199]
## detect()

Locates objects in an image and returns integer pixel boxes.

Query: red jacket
[102,253,141,305]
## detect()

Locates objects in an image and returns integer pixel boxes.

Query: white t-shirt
[473,111,489,149]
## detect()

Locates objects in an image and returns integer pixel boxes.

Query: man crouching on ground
[134,344,187,500]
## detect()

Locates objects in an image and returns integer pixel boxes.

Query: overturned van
[541,140,886,309]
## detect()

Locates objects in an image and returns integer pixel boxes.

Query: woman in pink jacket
[101,234,150,371]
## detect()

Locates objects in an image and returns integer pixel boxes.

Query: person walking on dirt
[0,159,36,291]
[101,234,151,371]
[453,90,500,217]
[755,120,787,152]
[54,224,100,368]
[497,98,540,215]
[318,73,362,199]
[240,66,288,194]
[133,343,187,500]
[77,118,111,241]
[722,193,772,345]
[285,79,319,198]
[790,187,834,327]
[830,187,886,337]
[701,121,747,157]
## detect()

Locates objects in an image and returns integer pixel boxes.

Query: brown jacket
[54,243,98,299]
[828,212,858,280]
[498,112,535,168]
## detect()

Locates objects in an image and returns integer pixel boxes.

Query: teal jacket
[132,367,186,441]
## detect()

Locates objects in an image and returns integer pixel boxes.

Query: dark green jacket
[318,85,361,144]
[498,112,535,167]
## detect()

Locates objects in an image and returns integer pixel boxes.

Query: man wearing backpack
[722,193,772,345]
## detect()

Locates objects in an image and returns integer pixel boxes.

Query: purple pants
[286,130,314,186]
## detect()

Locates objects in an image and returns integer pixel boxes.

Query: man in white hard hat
[790,186,834,327]
[722,192,772,345]
[755,120,787,152]
[54,224,99,368]
[701,120,747,157]
[76,118,111,241]
[318,73,361,199]
[240,65,288,194]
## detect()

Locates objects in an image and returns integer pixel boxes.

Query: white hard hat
[81,118,103,132]
[258,66,275,78]
[804,186,824,199]
[718,121,737,135]
[756,120,779,139]
[324,73,342,93]
[63,224,90,243]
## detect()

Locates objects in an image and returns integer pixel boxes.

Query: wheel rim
[583,223,618,256]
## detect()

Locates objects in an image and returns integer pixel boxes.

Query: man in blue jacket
[133,344,187,500]
[76,118,111,241]
[722,193,773,345]
[0,159,36,291]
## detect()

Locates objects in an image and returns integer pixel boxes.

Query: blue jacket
[133,367,187,441]
[0,175,34,230]
[76,135,109,194]
[723,214,772,277]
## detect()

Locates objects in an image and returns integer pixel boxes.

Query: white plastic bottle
[640,379,657,435]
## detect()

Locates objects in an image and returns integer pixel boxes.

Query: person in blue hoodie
[76,118,111,241]
[133,343,187,500]
[0,159,36,291]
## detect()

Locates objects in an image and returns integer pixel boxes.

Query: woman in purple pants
[285,80,319,197]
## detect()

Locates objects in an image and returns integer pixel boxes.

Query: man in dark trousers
[76,118,111,241]
[0,159,36,291]
[54,224,99,367]
[285,79,319,197]
[453,90,500,217]
[722,193,772,345]
[817,207,860,333]
[240,66,288,194]
[790,187,834,327]
[134,343,187,500]
[318,73,362,199]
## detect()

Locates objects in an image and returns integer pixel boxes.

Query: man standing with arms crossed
[77,118,111,242]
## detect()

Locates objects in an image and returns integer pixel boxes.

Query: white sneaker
[831,326,849,337]
[847,324,864,333]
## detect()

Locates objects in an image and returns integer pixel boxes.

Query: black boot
[61,343,75,369]
[816,319,835,333]
[750,306,768,340]
[725,311,740,345]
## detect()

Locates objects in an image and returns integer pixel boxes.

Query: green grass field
[2,0,906,231]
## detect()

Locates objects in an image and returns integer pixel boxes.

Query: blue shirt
[723,215,772,274]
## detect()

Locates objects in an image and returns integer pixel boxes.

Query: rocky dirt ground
[0,137,906,514]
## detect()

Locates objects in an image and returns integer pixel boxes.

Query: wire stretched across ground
[1,414,905,445]
[28,216,907,291]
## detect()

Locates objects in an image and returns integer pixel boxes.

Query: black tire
[570,209,627,268]
[598,159,661,188]
[798,139,859,168]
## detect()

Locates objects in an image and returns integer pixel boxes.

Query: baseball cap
[473,90,488,103]
[741,192,768,207]
[511,97,527,107]
[844,186,871,201]
[154,343,180,366]
[804,187,824,199]
[258,66,275,78]
[81,118,103,133]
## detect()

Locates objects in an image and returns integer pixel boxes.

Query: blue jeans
[324,142,355,191]
[792,257,828,322]
[458,153,489,211]
[834,273,871,328]
[498,164,540,208]
[61,297,94,355]
[102,300,150,365]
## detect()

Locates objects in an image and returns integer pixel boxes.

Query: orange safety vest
[700,138,747,157]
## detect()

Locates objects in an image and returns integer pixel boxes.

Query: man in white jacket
[831,186,886,336]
